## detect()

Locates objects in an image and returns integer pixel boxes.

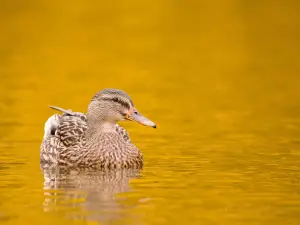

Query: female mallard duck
[40,88,156,169]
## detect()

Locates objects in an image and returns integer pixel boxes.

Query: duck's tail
[49,105,75,115]
[43,113,61,139]
[43,105,73,139]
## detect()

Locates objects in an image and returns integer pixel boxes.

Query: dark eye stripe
[101,97,130,109]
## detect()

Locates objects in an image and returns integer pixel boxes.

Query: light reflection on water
[42,168,142,224]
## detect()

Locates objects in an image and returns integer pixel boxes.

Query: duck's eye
[121,112,127,116]
[111,97,119,103]
[134,111,138,115]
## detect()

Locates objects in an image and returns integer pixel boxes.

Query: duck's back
[57,113,87,147]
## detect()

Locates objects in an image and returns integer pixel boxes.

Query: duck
[40,88,156,170]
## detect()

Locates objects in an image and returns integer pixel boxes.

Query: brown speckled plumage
[40,88,156,170]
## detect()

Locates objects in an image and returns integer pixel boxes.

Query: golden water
[1,1,300,224]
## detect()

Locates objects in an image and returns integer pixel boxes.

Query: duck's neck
[86,102,117,140]
[86,120,116,137]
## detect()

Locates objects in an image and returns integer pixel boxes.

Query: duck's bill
[126,111,156,128]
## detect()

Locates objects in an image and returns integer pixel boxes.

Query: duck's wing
[41,106,87,167]
[49,106,87,147]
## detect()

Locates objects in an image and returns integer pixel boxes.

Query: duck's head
[87,88,156,129]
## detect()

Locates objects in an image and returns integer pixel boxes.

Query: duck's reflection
[42,166,142,223]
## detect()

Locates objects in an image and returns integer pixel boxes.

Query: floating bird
[40,88,156,170]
